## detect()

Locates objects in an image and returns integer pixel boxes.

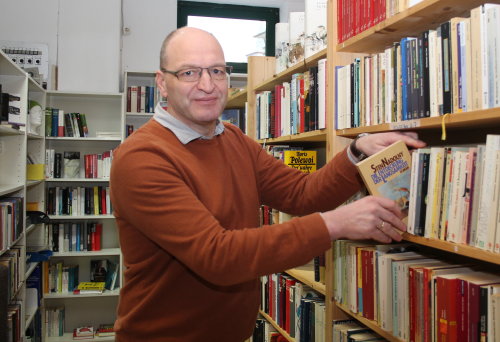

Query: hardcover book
[356,140,412,215]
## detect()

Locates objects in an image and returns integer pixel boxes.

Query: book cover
[283,150,317,173]
[356,140,412,214]
[73,326,94,339]
[63,151,80,178]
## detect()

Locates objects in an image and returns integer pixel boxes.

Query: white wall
[0,0,59,89]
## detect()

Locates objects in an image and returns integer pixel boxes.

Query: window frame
[177,1,280,73]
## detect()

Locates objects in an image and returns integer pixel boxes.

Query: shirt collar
[153,103,225,144]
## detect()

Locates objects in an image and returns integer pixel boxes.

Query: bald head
[159,27,224,69]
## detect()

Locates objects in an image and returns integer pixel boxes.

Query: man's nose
[197,69,215,91]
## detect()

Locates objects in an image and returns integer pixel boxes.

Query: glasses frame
[160,65,233,82]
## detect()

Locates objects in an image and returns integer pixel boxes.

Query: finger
[377,221,404,242]
[372,228,392,243]
[375,196,406,220]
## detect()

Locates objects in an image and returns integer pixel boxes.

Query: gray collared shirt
[153,103,225,144]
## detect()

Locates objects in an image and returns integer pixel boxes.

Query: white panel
[57,0,121,93]
[122,0,177,77]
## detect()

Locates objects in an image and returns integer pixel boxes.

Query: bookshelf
[0,48,48,342]
[122,71,159,139]
[43,91,123,340]
[329,0,500,342]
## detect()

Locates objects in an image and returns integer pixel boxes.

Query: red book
[274,84,282,138]
[436,275,461,342]
[361,248,375,320]
[126,87,131,112]
[299,76,305,133]
[94,223,102,251]
[284,277,296,333]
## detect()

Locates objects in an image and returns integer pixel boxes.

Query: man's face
[156,29,228,133]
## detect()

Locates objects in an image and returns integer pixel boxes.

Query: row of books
[260,273,325,341]
[251,319,285,342]
[45,259,118,294]
[0,197,23,252]
[126,85,158,113]
[44,108,89,137]
[333,241,500,342]
[337,0,425,44]
[45,149,113,179]
[332,319,385,341]
[73,324,115,339]
[335,4,500,129]
[44,306,64,337]
[221,108,246,133]
[256,62,326,140]
[50,222,103,253]
[5,302,22,342]
[46,186,112,216]
[274,0,327,74]
[407,135,500,252]
[0,245,23,302]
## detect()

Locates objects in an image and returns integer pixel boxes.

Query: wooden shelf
[336,0,500,53]
[254,49,327,92]
[402,233,500,265]
[336,303,404,342]
[285,267,326,296]
[336,108,500,137]
[226,88,247,108]
[46,178,110,182]
[44,288,120,299]
[257,130,327,144]
[259,310,294,342]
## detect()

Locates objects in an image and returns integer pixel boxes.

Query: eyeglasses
[161,66,232,82]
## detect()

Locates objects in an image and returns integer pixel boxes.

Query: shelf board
[336,0,500,53]
[27,133,44,140]
[47,90,123,98]
[336,108,500,137]
[45,137,121,141]
[285,267,326,296]
[25,262,39,279]
[336,303,404,342]
[0,184,24,196]
[254,49,327,92]
[27,179,44,187]
[25,305,39,329]
[46,178,110,182]
[48,214,115,220]
[402,233,500,264]
[259,310,294,342]
[51,248,121,257]
[226,88,247,108]
[257,129,327,144]
[0,125,24,136]
[46,333,115,342]
[125,112,154,116]
[44,288,120,299]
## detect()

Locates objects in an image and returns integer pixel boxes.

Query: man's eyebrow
[175,63,227,69]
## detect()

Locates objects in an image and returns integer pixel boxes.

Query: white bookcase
[0,49,46,341]
[43,91,123,341]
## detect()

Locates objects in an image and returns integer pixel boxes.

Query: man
[110,27,425,341]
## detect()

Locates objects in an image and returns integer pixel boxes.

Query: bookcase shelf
[46,178,110,183]
[226,88,247,108]
[336,0,500,54]
[258,310,294,342]
[46,333,115,342]
[285,267,326,296]
[47,214,115,220]
[254,48,327,92]
[257,129,327,144]
[0,184,24,196]
[44,288,120,299]
[46,137,121,142]
[52,248,121,257]
[336,108,500,137]
[336,303,404,342]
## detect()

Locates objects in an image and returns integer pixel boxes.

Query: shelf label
[390,119,421,130]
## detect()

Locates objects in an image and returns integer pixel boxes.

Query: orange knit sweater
[110,120,362,341]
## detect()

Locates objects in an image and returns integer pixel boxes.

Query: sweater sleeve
[252,140,364,215]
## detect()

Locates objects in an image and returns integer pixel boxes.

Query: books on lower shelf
[73,282,105,295]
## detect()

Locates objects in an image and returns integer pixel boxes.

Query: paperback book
[356,140,412,215]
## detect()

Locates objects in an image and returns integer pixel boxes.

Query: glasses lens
[177,68,201,82]
[209,66,231,80]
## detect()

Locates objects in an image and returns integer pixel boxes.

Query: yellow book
[283,150,317,173]
[74,281,105,294]
[355,140,412,214]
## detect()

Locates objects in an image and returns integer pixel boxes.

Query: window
[178,1,280,73]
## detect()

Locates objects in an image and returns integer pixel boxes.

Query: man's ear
[156,70,168,98]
